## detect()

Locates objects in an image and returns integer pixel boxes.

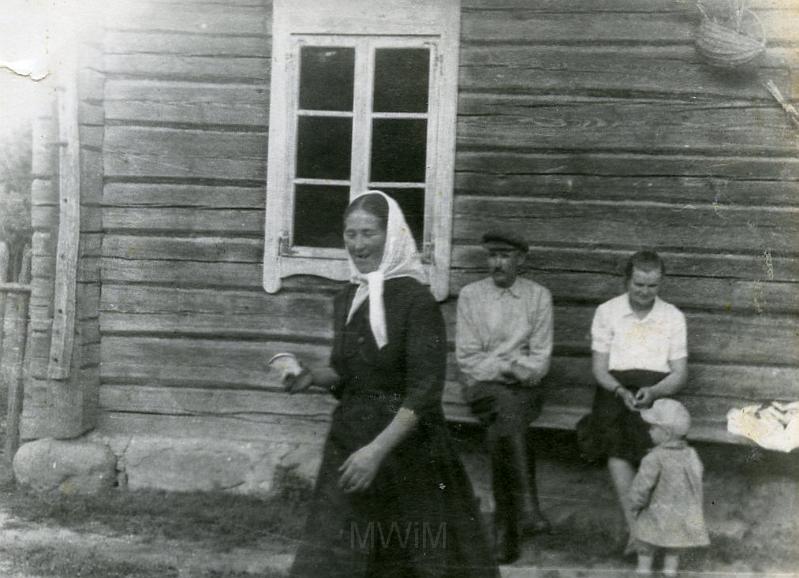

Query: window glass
[293,184,349,248]
[299,46,355,111]
[373,48,429,113]
[382,187,425,247]
[370,119,427,182]
[296,116,352,179]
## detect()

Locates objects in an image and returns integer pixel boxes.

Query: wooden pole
[0,242,8,361]
[4,248,31,461]
[48,39,81,381]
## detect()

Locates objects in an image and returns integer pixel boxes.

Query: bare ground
[0,428,797,577]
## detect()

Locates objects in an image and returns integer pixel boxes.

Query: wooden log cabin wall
[24,0,797,477]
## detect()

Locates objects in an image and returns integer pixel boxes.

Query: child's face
[649,424,671,445]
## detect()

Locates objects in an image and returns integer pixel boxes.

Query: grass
[0,466,311,577]
[0,467,310,549]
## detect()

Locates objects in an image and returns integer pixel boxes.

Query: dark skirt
[576,370,669,466]
[289,398,499,578]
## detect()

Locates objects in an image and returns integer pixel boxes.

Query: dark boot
[508,434,552,536]
[491,440,520,564]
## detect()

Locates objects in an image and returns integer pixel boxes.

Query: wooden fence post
[0,242,8,362]
[3,247,32,461]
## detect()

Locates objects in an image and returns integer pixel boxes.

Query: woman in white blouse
[585,251,688,552]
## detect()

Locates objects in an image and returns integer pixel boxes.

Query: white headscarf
[345,190,427,349]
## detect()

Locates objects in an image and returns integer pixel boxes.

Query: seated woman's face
[344,209,387,274]
[627,267,662,310]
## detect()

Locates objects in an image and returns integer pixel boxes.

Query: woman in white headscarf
[285,191,499,578]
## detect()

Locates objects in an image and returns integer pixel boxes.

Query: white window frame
[263,0,461,301]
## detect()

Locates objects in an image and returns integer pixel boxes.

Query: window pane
[296,116,352,180]
[293,184,349,248]
[373,48,430,113]
[382,188,425,248]
[370,119,427,182]
[299,46,354,111]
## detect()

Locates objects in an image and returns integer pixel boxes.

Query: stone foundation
[12,438,116,494]
[12,426,799,562]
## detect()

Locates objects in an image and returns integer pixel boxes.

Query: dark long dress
[289,278,499,578]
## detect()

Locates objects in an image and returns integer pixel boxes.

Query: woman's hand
[634,386,656,409]
[338,443,387,493]
[617,387,639,411]
[283,368,314,394]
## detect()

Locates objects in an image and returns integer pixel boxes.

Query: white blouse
[591,294,687,373]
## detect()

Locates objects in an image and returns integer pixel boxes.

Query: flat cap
[482,230,528,253]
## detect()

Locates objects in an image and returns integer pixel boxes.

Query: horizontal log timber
[99,385,338,418]
[452,245,799,283]
[100,294,798,357]
[461,0,798,13]
[102,258,262,288]
[80,234,103,258]
[461,8,798,45]
[99,249,798,314]
[105,3,268,35]
[450,270,799,314]
[103,208,263,235]
[104,54,269,83]
[131,0,267,6]
[100,332,799,400]
[100,194,798,256]
[99,311,330,341]
[456,99,799,156]
[441,302,799,366]
[93,380,760,445]
[95,375,787,436]
[104,127,266,180]
[103,183,264,208]
[100,285,332,318]
[101,231,799,284]
[105,81,268,127]
[454,197,799,254]
[455,171,799,208]
[539,357,799,401]
[95,412,330,445]
[104,31,270,57]
[0,283,32,294]
[455,151,799,181]
[96,382,748,427]
[99,287,332,340]
[103,236,263,263]
[100,336,330,388]
[459,46,794,99]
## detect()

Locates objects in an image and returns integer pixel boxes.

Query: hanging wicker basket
[694,2,766,68]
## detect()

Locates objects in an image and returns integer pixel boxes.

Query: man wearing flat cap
[456,230,554,563]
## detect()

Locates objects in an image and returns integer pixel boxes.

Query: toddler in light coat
[630,398,710,576]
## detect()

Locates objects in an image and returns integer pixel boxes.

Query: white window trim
[263,0,461,301]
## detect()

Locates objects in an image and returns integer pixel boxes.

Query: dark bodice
[328,278,447,447]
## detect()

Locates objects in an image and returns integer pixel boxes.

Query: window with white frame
[263,0,460,301]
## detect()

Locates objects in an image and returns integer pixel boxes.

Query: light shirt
[456,277,553,386]
[591,294,687,373]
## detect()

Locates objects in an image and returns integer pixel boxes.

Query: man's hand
[510,360,538,386]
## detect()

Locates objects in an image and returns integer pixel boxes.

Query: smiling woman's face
[344,209,387,274]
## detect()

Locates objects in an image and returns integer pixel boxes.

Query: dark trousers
[464,382,543,526]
